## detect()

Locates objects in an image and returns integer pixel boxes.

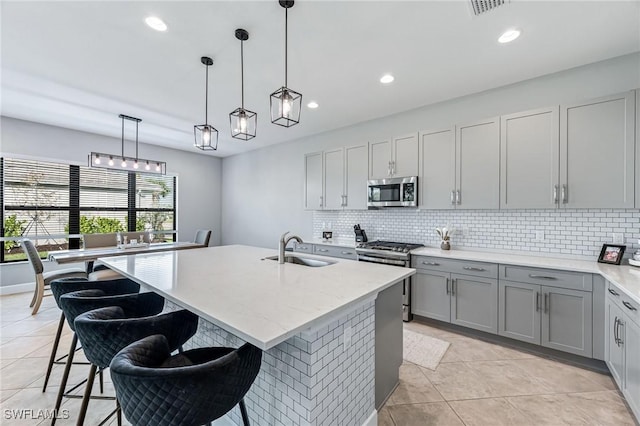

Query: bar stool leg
[116,399,122,426]
[77,364,97,426]
[52,334,78,426]
[99,368,104,394]
[239,399,250,426]
[43,313,66,392]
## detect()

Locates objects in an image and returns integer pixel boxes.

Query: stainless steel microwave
[367,176,418,208]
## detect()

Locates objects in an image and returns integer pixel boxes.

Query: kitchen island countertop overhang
[99,244,415,350]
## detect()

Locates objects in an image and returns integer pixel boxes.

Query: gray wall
[221,53,640,249]
[0,117,222,287]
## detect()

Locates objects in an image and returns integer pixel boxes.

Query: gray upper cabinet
[344,144,368,210]
[456,117,500,209]
[500,107,560,209]
[392,133,419,177]
[419,128,456,209]
[304,152,323,210]
[369,138,392,179]
[560,91,635,208]
[323,148,345,210]
[541,285,593,357]
[369,134,418,179]
[636,89,640,208]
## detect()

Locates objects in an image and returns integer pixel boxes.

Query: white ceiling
[1,1,639,158]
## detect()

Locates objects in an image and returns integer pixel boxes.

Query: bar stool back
[42,277,140,392]
[71,306,199,425]
[110,334,262,426]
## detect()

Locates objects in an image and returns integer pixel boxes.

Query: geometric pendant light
[270,0,302,127]
[89,114,166,175]
[229,29,257,140]
[194,56,219,151]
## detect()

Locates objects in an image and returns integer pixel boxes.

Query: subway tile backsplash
[313,209,640,260]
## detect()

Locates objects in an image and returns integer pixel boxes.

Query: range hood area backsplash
[313,209,640,260]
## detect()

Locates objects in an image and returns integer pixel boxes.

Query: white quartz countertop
[410,247,640,305]
[100,245,413,350]
[302,238,358,248]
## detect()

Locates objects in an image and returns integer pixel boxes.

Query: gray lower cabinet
[412,261,498,334]
[499,280,592,357]
[450,274,498,334]
[607,281,640,421]
[499,280,541,345]
[541,286,592,357]
[412,270,450,322]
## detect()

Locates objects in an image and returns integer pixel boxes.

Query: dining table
[48,241,203,265]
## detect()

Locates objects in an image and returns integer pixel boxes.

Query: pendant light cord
[284,7,288,87]
[241,40,245,109]
[121,116,125,158]
[135,120,139,160]
[205,64,209,124]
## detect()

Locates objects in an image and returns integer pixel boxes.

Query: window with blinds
[1,157,176,262]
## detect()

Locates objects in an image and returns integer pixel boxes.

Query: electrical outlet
[535,231,545,242]
[344,326,352,348]
[612,233,624,244]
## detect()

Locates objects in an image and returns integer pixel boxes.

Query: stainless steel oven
[356,240,423,321]
[367,176,418,209]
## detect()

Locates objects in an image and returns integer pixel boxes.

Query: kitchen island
[100,245,414,426]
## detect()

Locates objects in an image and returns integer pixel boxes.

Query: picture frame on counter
[598,244,626,265]
[322,231,333,240]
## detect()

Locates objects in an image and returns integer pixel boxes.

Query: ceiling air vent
[470,0,509,16]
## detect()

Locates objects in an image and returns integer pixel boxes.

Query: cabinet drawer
[313,244,357,260]
[609,281,640,326]
[293,242,314,253]
[412,256,498,278]
[500,265,592,291]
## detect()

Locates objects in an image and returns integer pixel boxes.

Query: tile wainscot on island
[100,244,415,426]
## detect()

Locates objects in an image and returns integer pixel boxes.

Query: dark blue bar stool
[43,277,140,392]
[51,291,165,426]
[110,334,262,426]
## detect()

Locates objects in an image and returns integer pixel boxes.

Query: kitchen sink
[263,255,335,267]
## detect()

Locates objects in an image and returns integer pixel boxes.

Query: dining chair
[194,229,212,247]
[21,239,87,315]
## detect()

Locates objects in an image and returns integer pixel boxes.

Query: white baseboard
[363,409,378,426]
[0,282,33,295]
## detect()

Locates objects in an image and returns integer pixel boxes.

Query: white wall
[221,53,640,249]
[0,117,223,287]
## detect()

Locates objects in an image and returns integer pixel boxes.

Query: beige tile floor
[1,291,637,425]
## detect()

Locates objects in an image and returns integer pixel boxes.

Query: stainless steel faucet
[279,231,303,264]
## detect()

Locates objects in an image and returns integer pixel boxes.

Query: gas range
[356,240,424,265]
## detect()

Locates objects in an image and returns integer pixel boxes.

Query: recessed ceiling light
[498,29,520,44]
[380,74,394,84]
[145,16,167,32]
[307,101,319,109]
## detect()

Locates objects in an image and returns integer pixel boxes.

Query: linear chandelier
[89,114,166,175]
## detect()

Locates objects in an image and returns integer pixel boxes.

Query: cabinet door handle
[528,274,557,280]
[451,279,456,295]
[617,318,624,347]
[623,301,638,312]
[463,266,485,272]
[614,317,619,345]
[317,248,329,253]
[553,185,558,204]
[450,190,456,205]
[544,293,549,313]
[446,278,450,295]
[341,251,353,255]
[456,190,461,205]
[298,246,308,250]
[319,196,323,208]
[561,184,568,204]
[388,161,392,176]
[608,288,620,297]
[422,261,440,266]
[536,292,541,312]
[343,195,347,207]
[392,160,396,175]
